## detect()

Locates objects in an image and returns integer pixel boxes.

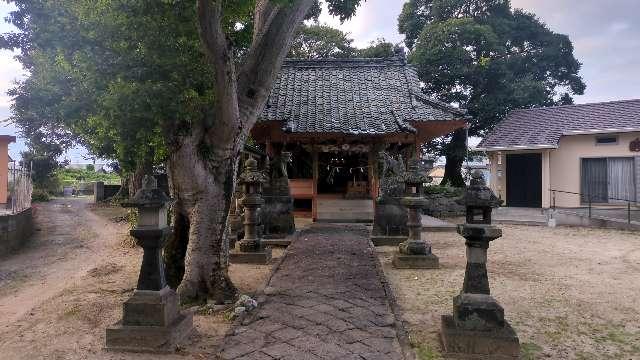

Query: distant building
[0,135,16,205]
[478,100,640,208]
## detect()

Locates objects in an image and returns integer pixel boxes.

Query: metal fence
[8,162,33,214]
[550,189,640,224]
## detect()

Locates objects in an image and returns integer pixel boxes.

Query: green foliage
[357,38,396,58]
[399,0,586,182]
[55,167,120,187]
[3,0,213,173]
[20,148,63,192]
[289,24,356,59]
[31,188,51,202]
[402,0,586,135]
[289,25,396,60]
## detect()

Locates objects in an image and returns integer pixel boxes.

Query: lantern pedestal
[105,287,193,353]
[440,313,520,359]
[229,158,271,265]
[392,187,439,269]
[441,171,519,358]
[105,176,193,353]
[106,227,193,353]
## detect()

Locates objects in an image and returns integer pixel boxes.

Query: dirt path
[0,198,121,323]
[0,198,283,359]
[218,223,406,360]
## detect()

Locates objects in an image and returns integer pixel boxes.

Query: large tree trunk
[162,0,315,305]
[441,128,467,187]
[166,131,240,304]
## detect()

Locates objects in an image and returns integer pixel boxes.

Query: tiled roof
[259,57,465,134]
[478,99,640,150]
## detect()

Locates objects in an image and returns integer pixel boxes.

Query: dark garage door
[506,153,542,208]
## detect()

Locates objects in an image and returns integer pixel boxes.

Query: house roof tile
[478,99,640,150]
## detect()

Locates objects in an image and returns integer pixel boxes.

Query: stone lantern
[440,171,519,358]
[392,157,439,269]
[106,176,193,352]
[230,157,272,264]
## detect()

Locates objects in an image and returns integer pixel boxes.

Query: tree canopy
[3,0,367,303]
[398,0,586,185]
[289,24,396,59]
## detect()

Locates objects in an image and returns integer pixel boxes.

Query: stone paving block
[243,351,275,360]
[371,314,396,327]
[361,337,398,354]
[302,324,332,336]
[366,325,397,339]
[261,343,300,358]
[252,319,286,333]
[329,299,354,310]
[343,341,376,354]
[272,327,304,341]
[323,317,355,332]
[341,328,371,343]
[219,342,259,360]
[308,342,351,359]
[310,303,336,313]
[216,224,405,360]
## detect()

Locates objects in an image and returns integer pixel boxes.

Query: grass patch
[409,335,443,360]
[414,344,443,360]
[521,342,543,360]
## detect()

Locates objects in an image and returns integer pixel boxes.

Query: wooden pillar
[368,150,378,200]
[312,146,319,222]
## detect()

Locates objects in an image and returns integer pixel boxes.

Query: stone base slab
[440,315,520,359]
[229,247,272,264]
[371,235,406,246]
[123,287,179,327]
[262,238,292,247]
[105,312,193,353]
[392,253,439,269]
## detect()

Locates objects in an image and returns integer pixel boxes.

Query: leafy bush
[31,188,51,202]
[55,167,121,187]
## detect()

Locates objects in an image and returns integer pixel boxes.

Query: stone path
[218,224,406,360]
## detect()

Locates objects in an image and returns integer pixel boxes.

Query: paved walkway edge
[220,231,301,342]
[369,238,417,360]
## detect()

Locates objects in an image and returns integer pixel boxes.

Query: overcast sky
[1,0,639,161]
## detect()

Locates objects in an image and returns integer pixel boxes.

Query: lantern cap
[239,157,267,184]
[456,170,502,208]
[122,175,171,208]
[404,157,432,185]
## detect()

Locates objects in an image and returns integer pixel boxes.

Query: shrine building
[251,56,467,222]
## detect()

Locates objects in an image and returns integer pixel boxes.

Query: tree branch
[236,0,315,126]
[197,0,240,147]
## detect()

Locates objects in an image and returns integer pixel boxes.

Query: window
[581,157,636,203]
[595,136,618,145]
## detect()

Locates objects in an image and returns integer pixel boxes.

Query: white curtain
[608,158,636,202]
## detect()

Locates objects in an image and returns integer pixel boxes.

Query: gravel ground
[377,224,640,360]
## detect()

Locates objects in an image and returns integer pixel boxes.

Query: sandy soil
[0,198,284,359]
[378,224,640,360]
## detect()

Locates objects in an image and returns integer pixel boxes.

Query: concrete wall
[487,131,640,208]
[0,208,34,255]
[549,132,639,207]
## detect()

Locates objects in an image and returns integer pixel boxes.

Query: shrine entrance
[317,151,370,198]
